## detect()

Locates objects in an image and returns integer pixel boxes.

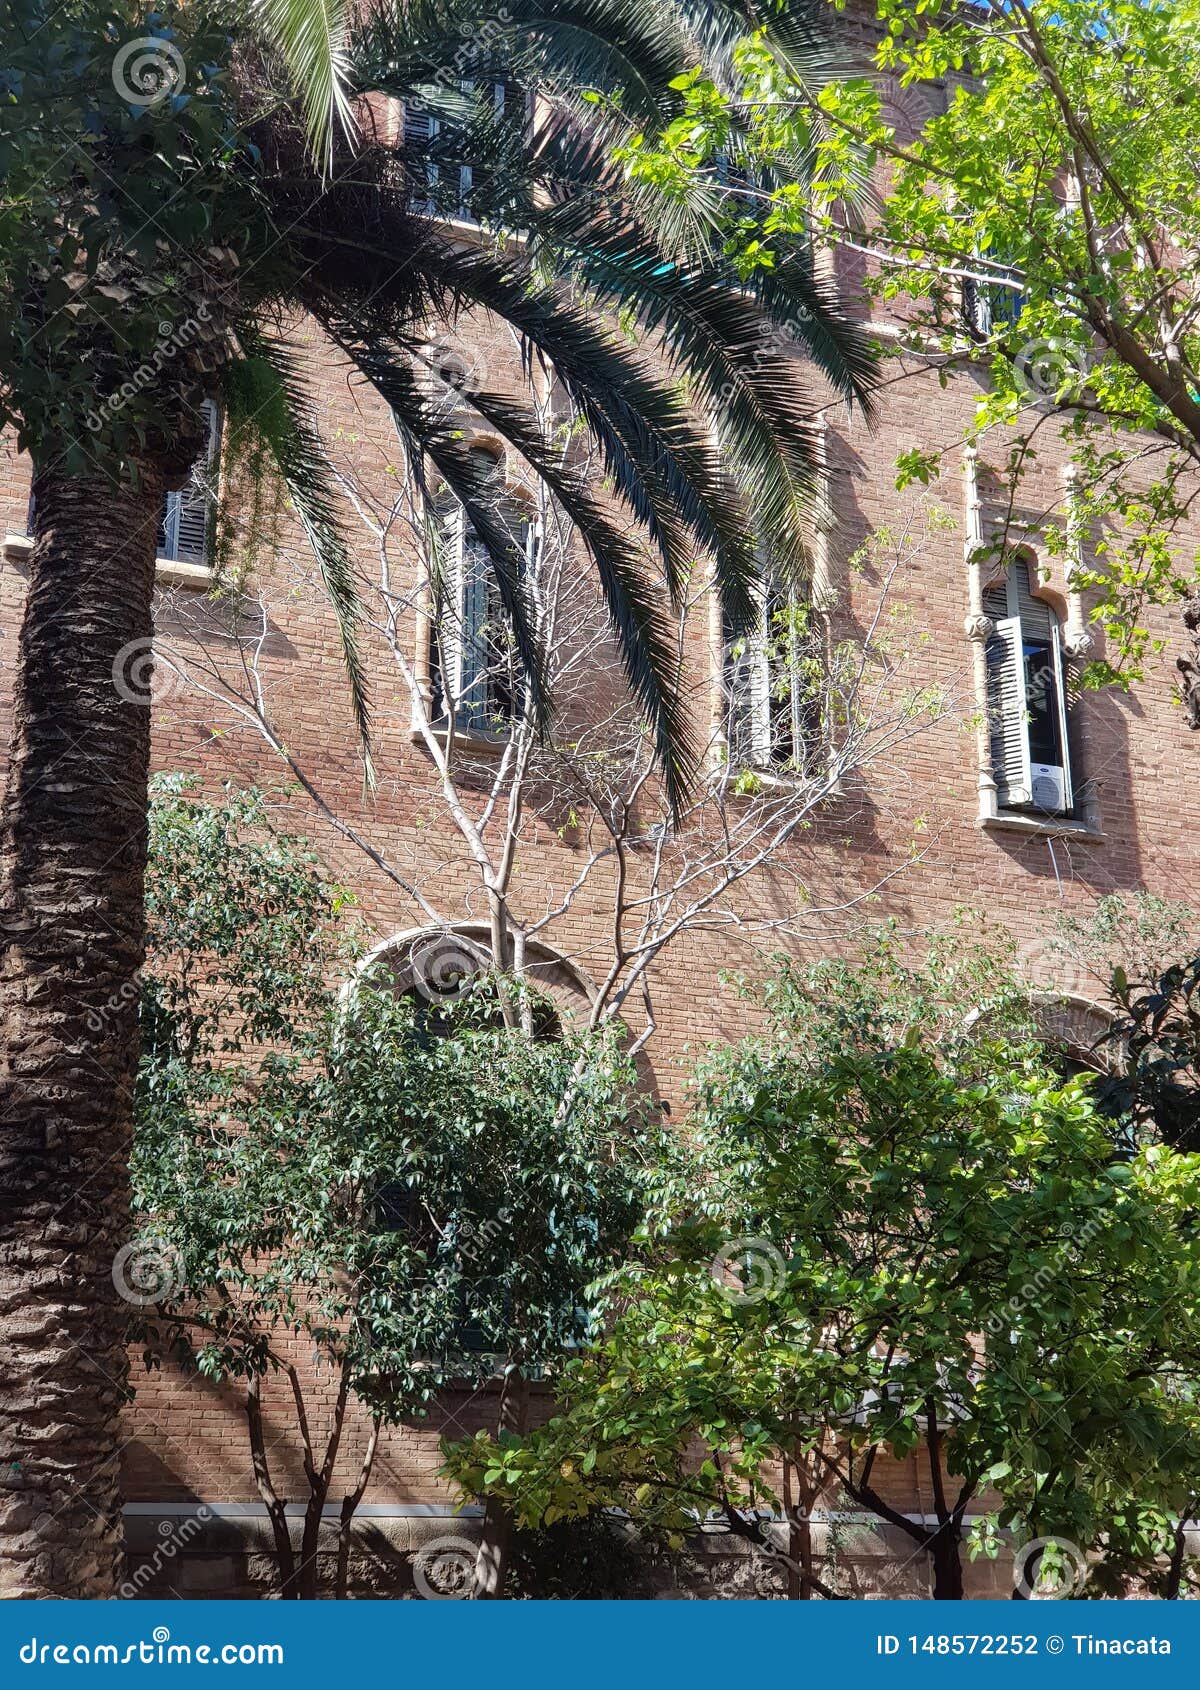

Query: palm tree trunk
[0,456,164,1599]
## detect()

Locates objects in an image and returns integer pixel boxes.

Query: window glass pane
[1023,638,1062,766]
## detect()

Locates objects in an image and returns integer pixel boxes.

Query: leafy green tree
[617,1,1200,708]
[0,0,875,1596]
[132,779,653,1598]
[808,0,1200,705]
[1105,951,1200,1154]
[1041,892,1200,1149]
[444,936,1200,1600]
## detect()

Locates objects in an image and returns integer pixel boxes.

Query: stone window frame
[962,448,1102,840]
[410,433,538,757]
[707,415,839,789]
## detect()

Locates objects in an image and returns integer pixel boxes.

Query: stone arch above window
[357,922,596,1035]
[1032,992,1117,1078]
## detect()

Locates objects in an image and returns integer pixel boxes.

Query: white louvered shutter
[1044,622,1074,809]
[404,101,439,215]
[458,528,491,733]
[986,615,1032,805]
[159,400,218,564]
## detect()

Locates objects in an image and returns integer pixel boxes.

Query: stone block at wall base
[120,1506,1044,1601]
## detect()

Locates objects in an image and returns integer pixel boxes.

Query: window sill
[155,558,213,591]
[410,723,511,759]
[711,764,844,801]
[980,811,1104,843]
[407,208,527,249]
[5,534,212,592]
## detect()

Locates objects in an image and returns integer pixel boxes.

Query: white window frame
[722,575,815,776]
[158,401,220,567]
[986,565,1074,813]
[432,497,532,740]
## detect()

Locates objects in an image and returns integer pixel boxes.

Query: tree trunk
[245,1375,297,1599]
[0,458,163,1599]
[473,1367,527,1599]
[930,1526,964,1600]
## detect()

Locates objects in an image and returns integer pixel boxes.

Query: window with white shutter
[722,566,820,777]
[428,459,528,738]
[983,554,1075,814]
[158,400,220,565]
[403,82,517,224]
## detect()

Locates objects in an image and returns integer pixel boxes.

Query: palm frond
[351,0,694,124]
[252,0,357,171]
[222,326,374,776]
[315,312,699,806]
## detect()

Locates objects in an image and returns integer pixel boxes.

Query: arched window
[984,553,1075,814]
[355,925,591,1357]
[358,924,591,1042]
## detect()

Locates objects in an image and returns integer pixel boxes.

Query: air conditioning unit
[1030,762,1068,813]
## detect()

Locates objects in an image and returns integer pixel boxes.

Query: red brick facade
[2,33,1196,1595]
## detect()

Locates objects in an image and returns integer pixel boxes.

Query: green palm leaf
[251,0,357,170]
[222,328,374,776]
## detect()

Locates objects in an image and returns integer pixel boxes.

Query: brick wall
[3,111,1197,1591]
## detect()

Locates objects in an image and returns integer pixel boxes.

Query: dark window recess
[429,500,530,738]
[403,82,522,223]
[982,554,1075,814]
[723,582,821,775]
[158,400,220,564]
[961,268,1024,336]
[372,1183,508,1358]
